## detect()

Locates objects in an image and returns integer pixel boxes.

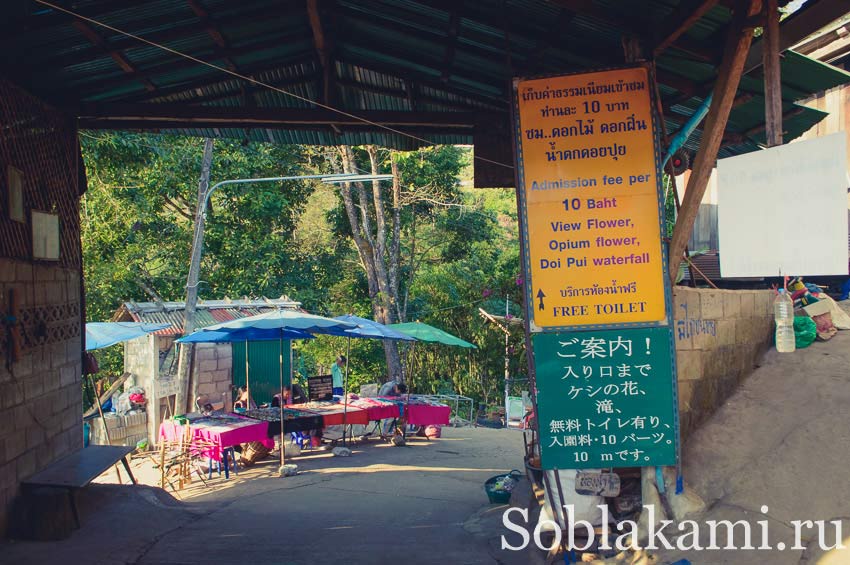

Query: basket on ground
[484,470,522,504]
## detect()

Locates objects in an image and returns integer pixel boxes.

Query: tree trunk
[337,146,404,380]
[175,138,214,414]
[389,154,402,322]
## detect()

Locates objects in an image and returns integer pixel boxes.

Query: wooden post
[668,0,762,282]
[175,138,214,414]
[763,0,782,147]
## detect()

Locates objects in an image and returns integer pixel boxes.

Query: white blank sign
[718,133,848,277]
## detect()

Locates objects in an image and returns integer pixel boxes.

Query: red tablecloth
[159,413,274,461]
[298,401,370,426]
[344,397,401,421]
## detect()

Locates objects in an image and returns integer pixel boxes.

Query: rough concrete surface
[654,327,850,564]
[0,428,530,565]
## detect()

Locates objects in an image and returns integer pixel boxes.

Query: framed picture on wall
[7,165,25,223]
[32,210,60,260]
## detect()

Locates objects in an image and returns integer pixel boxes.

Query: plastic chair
[290,431,311,450]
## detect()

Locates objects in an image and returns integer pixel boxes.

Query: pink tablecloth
[377,396,451,426]
[159,413,274,461]
[406,403,451,426]
[345,397,401,421]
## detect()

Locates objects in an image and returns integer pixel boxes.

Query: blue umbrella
[184,309,356,466]
[201,309,356,334]
[86,322,171,351]
[176,327,314,343]
[329,315,417,341]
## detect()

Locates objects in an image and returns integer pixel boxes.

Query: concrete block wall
[0,258,83,535]
[90,412,148,447]
[123,339,232,444]
[673,287,775,438]
[192,343,233,403]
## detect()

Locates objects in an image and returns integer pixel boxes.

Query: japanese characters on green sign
[533,327,677,469]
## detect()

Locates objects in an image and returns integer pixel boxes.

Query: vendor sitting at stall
[233,386,257,410]
[380,381,407,436]
[272,383,307,406]
[379,378,402,396]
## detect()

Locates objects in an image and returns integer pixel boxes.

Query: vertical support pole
[342,337,351,446]
[763,0,783,147]
[669,0,762,281]
[504,294,510,419]
[279,334,285,468]
[176,138,214,414]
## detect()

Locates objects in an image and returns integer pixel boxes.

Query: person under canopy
[331,355,346,396]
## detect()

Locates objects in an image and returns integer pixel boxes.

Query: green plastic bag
[793,316,817,349]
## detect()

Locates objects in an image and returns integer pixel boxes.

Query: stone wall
[673,287,775,438]
[0,259,82,536]
[123,338,232,442]
[192,343,233,405]
[0,79,84,537]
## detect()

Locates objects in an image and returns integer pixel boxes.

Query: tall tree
[337,145,403,379]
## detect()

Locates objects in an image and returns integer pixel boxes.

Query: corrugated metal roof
[4,0,849,152]
[112,297,302,335]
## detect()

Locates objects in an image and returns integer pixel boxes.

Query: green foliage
[81,134,529,404]
[81,133,325,316]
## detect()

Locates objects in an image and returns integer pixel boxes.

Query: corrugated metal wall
[232,340,291,405]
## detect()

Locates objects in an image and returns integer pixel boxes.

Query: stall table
[378,395,451,426]
[243,407,323,437]
[297,401,370,426]
[159,413,274,461]
[345,397,401,421]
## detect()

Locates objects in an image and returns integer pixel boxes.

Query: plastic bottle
[774,289,795,353]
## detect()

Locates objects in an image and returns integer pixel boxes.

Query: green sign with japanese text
[533,326,677,469]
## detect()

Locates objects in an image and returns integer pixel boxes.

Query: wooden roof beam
[186,0,237,71]
[26,4,303,72]
[440,5,461,82]
[71,20,156,92]
[307,0,337,105]
[65,35,314,98]
[76,103,480,129]
[669,0,761,281]
[550,0,721,62]
[744,0,850,73]
[653,0,721,56]
[335,77,500,111]
[524,7,578,74]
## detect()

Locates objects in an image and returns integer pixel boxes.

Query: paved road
[0,427,526,565]
[141,428,525,565]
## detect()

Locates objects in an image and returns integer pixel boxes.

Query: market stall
[297,401,370,427]
[386,321,476,432]
[242,407,323,436]
[344,397,401,422]
[178,310,357,466]
[159,412,274,461]
[378,395,451,426]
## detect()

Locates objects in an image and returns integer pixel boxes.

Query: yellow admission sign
[515,66,667,330]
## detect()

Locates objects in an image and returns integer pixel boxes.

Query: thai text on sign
[515,67,667,330]
[533,327,677,469]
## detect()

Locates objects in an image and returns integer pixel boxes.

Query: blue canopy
[85,322,171,351]
[176,327,313,343]
[200,309,356,335]
[325,314,417,341]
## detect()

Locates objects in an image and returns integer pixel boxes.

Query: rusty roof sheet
[112,297,302,335]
